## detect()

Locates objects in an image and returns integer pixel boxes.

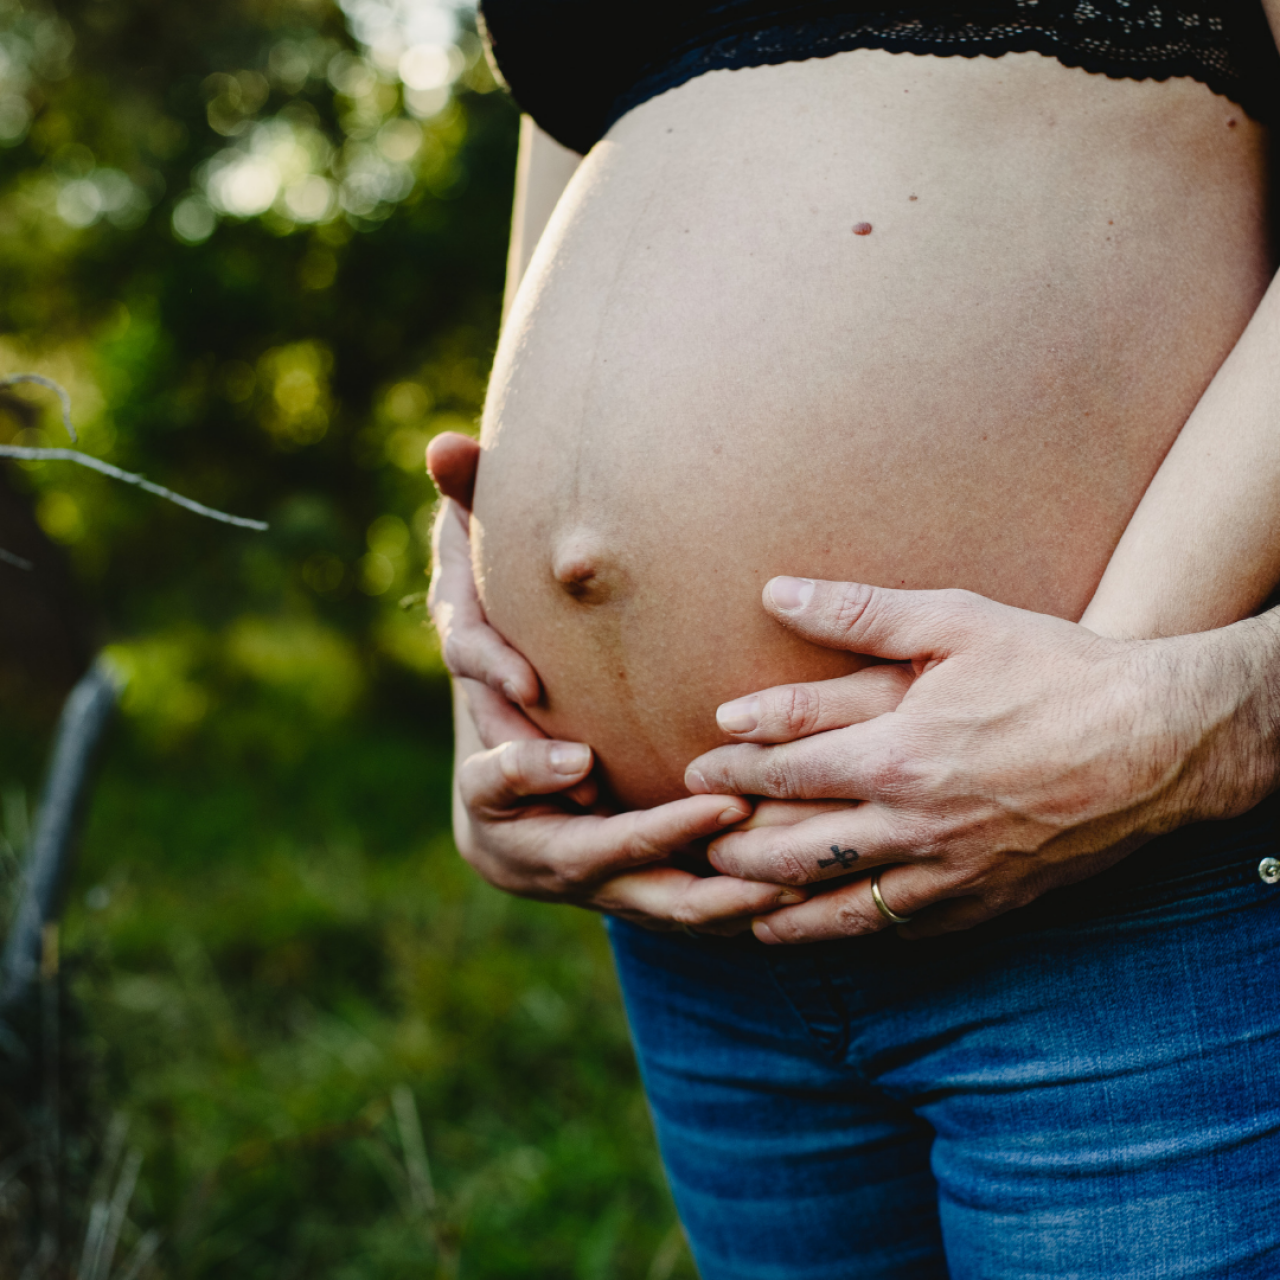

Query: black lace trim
[604,3,1278,139]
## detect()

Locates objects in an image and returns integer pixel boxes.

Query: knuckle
[554,856,597,890]
[770,844,812,886]
[830,582,877,639]
[669,897,703,926]
[934,587,989,633]
[833,898,877,936]
[950,856,989,892]
[937,587,978,610]
[759,753,803,800]
[898,813,948,860]
[862,744,907,797]
[918,833,952,865]
[621,826,666,865]
[777,684,822,737]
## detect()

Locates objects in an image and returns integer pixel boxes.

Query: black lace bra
[478,0,1279,153]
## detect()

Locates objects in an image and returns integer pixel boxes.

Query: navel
[552,530,622,605]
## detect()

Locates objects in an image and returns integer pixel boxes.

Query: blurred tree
[0,0,514,730]
[0,2,697,1274]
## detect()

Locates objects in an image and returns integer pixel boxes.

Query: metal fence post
[1,656,122,1013]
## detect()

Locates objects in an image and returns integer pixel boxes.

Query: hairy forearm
[1182,608,1280,822]
[1082,270,1280,640]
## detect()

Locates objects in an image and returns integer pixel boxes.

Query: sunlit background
[0,1,692,1274]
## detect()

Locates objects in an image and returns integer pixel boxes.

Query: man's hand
[456,730,807,934]
[687,577,1277,943]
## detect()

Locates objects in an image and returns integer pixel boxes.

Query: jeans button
[1259,857,1280,885]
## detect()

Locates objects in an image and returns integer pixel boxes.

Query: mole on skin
[853,221,873,235]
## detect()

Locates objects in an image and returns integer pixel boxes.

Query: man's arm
[687,578,1280,942]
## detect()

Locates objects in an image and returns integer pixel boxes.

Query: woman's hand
[428,433,596,810]
[430,432,807,932]
[428,433,543,741]
[687,576,1276,943]
[455,730,807,933]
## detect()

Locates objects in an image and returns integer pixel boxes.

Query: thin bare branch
[0,375,78,443]
[392,1085,436,1216]
[115,1230,161,1280]
[0,446,268,531]
[0,548,33,571]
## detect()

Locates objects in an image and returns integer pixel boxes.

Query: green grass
[4,684,695,1278]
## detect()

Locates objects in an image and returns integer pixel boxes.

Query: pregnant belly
[471,51,1271,809]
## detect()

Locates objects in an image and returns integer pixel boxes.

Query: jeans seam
[765,950,856,1068]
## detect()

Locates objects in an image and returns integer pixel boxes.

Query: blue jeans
[608,796,1280,1279]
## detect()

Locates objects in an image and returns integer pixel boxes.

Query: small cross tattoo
[817,845,859,870]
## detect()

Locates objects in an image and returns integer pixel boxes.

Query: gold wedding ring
[870,873,913,926]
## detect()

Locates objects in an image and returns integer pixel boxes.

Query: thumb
[762,577,987,660]
[427,432,481,511]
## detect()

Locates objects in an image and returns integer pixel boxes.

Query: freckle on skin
[853,222,873,236]
[1228,117,1238,128]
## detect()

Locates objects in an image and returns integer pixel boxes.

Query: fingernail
[777,889,805,905]
[768,577,815,612]
[716,695,759,735]
[717,806,745,825]
[549,743,591,775]
[501,679,524,707]
[752,918,779,944]
[686,768,710,794]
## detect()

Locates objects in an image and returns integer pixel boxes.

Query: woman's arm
[1081,269,1280,638]
[502,116,581,324]
[1081,0,1280,638]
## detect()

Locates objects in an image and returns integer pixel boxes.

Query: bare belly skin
[471,50,1272,809]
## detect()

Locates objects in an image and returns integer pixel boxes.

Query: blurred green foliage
[0,0,694,1273]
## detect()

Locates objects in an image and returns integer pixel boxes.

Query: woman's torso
[471,49,1272,808]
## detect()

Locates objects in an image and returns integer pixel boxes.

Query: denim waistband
[1022,787,1280,929]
